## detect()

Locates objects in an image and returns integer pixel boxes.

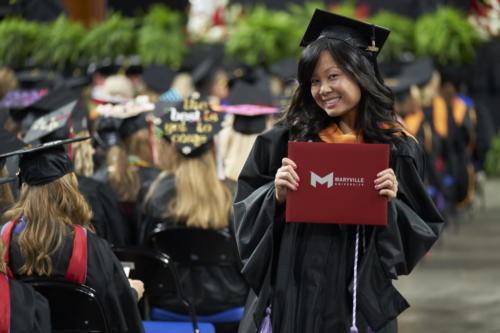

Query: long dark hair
[281,37,404,146]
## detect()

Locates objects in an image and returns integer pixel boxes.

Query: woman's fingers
[275,158,300,204]
[375,168,398,201]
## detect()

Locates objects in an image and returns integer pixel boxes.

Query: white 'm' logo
[311,172,333,188]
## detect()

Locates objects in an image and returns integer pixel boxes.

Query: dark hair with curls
[280,37,404,147]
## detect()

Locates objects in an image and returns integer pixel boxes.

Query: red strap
[0,274,10,333]
[1,218,21,279]
[64,225,87,284]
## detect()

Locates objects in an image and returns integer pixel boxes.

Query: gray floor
[395,178,500,333]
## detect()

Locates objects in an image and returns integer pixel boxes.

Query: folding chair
[27,279,110,333]
[148,226,245,329]
[113,246,215,333]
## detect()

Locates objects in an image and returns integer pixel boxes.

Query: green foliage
[80,12,137,62]
[136,3,187,68]
[371,10,415,61]
[225,5,298,66]
[32,15,86,69]
[414,6,480,65]
[331,0,357,18]
[287,1,328,56]
[485,130,500,177]
[0,17,39,67]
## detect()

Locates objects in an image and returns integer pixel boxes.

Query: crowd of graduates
[0,29,494,331]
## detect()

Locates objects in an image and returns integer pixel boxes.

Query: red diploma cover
[286,141,389,225]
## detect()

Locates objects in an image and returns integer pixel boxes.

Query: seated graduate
[0,127,23,216]
[232,9,444,333]
[138,98,249,315]
[217,67,280,194]
[0,128,51,333]
[19,95,129,248]
[0,238,51,333]
[93,95,161,244]
[0,137,145,333]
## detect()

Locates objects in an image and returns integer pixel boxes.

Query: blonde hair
[123,128,154,165]
[145,147,232,230]
[3,173,94,276]
[0,166,15,209]
[0,67,18,98]
[103,74,134,99]
[171,72,195,99]
[155,138,179,172]
[73,131,94,177]
[106,145,140,202]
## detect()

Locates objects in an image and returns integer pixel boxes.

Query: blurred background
[0,1,499,332]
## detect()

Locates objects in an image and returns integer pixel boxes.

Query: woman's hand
[128,279,145,301]
[375,168,398,201]
[275,157,299,204]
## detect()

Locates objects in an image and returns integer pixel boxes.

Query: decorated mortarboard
[300,9,390,57]
[0,136,89,186]
[96,95,154,140]
[153,96,224,156]
[0,89,48,121]
[23,100,78,143]
[0,127,25,184]
[142,64,177,94]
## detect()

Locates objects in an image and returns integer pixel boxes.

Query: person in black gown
[0,138,145,333]
[0,238,51,333]
[232,10,444,333]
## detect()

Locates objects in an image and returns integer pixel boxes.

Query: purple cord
[260,306,272,333]
[350,225,360,333]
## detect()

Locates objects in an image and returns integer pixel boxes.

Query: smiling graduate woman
[232,9,445,333]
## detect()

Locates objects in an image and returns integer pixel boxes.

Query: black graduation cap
[0,136,89,186]
[224,68,280,135]
[95,95,155,148]
[0,89,47,121]
[153,97,223,156]
[23,100,78,143]
[142,64,177,93]
[382,58,434,98]
[300,9,390,57]
[268,58,298,83]
[15,68,63,90]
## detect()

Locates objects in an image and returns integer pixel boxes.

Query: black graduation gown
[233,125,444,333]
[93,165,161,245]
[8,277,51,333]
[77,175,129,247]
[138,174,249,315]
[8,224,145,333]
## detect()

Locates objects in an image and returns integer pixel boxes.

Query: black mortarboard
[1,89,47,121]
[0,137,89,186]
[95,95,154,147]
[17,86,82,131]
[23,100,78,143]
[300,9,390,57]
[142,64,177,93]
[268,58,298,83]
[15,68,63,90]
[382,58,434,97]
[223,69,280,135]
[153,97,223,156]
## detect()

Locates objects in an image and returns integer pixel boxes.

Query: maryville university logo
[310,171,364,188]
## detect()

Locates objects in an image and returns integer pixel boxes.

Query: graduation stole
[1,218,88,284]
[0,273,9,333]
[318,122,363,143]
[319,121,416,144]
